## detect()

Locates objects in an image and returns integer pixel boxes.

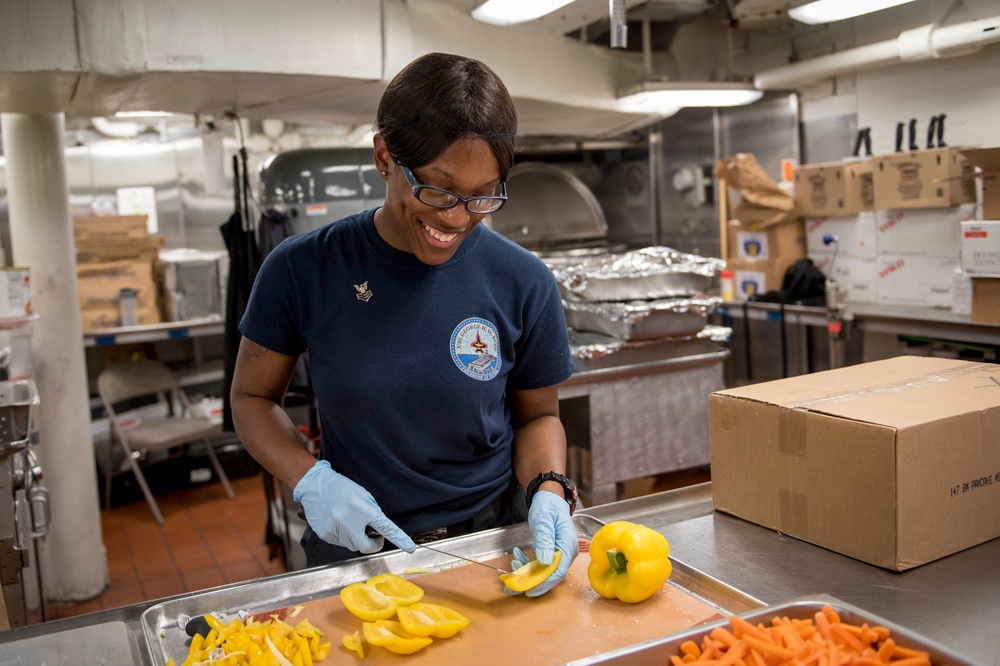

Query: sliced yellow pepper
[396,602,471,638]
[587,520,671,603]
[498,550,562,592]
[341,630,365,658]
[340,573,424,621]
[362,620,433,655]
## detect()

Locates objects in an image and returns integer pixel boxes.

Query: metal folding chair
[97,359,234,524]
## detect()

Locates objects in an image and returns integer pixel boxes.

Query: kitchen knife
[365,525,508,573]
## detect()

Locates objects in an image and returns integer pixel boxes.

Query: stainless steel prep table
[3,482,996,665]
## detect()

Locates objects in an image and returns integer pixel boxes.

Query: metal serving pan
[569,325,731,371]
[553,247,724,302]
[141,514,760,666]
[565,595,979,665]
[563,296,721,341]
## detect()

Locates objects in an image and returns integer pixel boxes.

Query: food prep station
[0,482,996,664]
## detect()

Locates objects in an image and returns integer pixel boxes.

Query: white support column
[0,113,107,601]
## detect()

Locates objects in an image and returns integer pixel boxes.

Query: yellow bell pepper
[587,520,671,603]
[340,573,425,621]
[498,550,562,592]
[396,602,471,638]
[361,620,433,655]
[341,630,365,658]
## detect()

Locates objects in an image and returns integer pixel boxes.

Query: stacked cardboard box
[959,148,1000,324]
[74,215,164,332]
[718,154,806,300]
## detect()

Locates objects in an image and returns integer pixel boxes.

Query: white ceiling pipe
[754,14,1000,90]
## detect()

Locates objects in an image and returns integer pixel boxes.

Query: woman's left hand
[524,491,579,597]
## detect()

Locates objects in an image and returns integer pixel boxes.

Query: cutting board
[258,554,724,665]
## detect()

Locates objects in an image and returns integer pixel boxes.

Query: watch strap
[525,471,577,515]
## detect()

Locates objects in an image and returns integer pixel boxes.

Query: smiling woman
[231,52,580,596]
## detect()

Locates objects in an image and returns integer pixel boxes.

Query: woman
[231,53,578,596]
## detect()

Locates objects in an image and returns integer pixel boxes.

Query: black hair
[375,52,517,181]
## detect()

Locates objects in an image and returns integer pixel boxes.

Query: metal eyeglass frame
[396,162,507,214]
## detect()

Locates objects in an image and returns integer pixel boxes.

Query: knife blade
[365,526,508,573]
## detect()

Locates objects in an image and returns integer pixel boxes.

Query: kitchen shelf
[83,316,224,348]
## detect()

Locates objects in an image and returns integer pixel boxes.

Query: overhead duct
[754,14,1000,89]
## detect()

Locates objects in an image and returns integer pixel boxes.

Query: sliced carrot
[893,644,932,659]
[681,640,702,658]
[730,616,773,643]
[890,657,932,666]
[830,623,865,654]
[711,627,739,648]
[671,656,687,666]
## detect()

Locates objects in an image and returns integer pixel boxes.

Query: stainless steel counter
[2,482,996,665]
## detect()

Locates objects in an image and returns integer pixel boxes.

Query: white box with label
[960,220,1000,276]
[875,205,975,257]
[805,213,877,258]
[810,253,879,304]
[877,254,960,307]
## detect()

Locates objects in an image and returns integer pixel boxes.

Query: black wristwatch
[526,471,577,515]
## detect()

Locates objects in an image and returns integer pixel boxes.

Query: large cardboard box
[72,215,150,242]
[971,277,1000,325]
[805,213,877,258]
[726,218,805,261]
[873,147,976,210]
[875,205,974,257]
[75,236,164,264]
[710,356,1000,570]
[794,161,873,217]
[77,260,159,311]
[959,147,1000,219]
[724,257,800,300]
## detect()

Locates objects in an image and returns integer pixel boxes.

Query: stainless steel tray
[564,595,978,665]
[569,325,731,371]
[563,297,720,341]
[141,514,760,666]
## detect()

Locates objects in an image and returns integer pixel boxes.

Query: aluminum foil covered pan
[569,325,731,372]
[562,296,721,341]
[553,247,725,302]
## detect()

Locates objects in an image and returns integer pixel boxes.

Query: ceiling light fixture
[789,0,918,25]
[471,0,576,26]
[617,82,764,112]
[114,111,175,118]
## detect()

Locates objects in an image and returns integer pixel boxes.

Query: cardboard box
[75,236,164,264]
[961,220,1000,276]
[805,213,877,258]
[873,147,976,210]
[725,257,800,300]
[875,205,974,257]
[710,355,1000,571]
[794,161,873,217]
[959,147,1000,219]
[72,215,150,242]
[971,277,1000,325]
[76,260,159,311]
[809,253,879,304]
[80,305,161,333]
[877,254,959,307]
[726,218,806,261]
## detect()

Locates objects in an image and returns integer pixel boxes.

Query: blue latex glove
[293,460,416,555]
[525,491,579,597]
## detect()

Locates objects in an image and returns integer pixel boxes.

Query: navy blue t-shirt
[239,209,575,533]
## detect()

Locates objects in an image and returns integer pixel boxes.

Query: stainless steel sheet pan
[562,296,721,340]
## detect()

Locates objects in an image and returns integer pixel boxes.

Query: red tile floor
[29,465,710,624]
[30,472,284,624]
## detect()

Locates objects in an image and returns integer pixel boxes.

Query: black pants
[301,480,527,568]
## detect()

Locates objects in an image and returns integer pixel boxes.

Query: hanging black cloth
[257,207,293,260]
[221,150,260,433]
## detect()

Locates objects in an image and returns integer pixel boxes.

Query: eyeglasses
[396,162,507,214]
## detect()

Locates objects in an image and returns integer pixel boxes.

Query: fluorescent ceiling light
[618,82,763,112]
[789,0,917,25]
[472,0,576,26]
[114,111,175,118]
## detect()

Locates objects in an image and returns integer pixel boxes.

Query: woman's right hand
[293,460,416,554]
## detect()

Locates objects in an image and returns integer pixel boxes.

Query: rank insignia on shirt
[354,281,373,302]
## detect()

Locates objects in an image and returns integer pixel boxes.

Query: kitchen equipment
[565,595,980,665]
[562,296,720,341]
[569,325,731,372]
[364,525,507,573]
[553,247,724,302]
